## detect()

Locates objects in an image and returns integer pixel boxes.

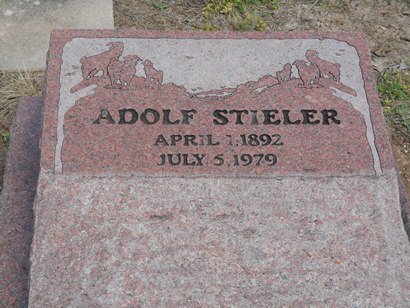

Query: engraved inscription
[92,108,340,168]
[93,108,340,126]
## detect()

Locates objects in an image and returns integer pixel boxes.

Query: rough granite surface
[0,97,42,307]
[30,174,410,306]
[28,31,410,306]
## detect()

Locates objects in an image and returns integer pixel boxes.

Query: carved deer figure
[107,55,142,87]
[305,50,341,82]
[80,42,124,80]
[293,60,320,88]
[276,63,292,83]
[143,60,164,85]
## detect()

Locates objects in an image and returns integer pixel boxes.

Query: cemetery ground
[0,0,409,196]
[0,1,409,306]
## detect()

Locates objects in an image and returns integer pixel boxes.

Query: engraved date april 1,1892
[154,133,284,147]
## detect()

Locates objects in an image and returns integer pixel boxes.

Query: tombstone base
[29,173,410,306]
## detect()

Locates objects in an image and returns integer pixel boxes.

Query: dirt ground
[0,0,409,196]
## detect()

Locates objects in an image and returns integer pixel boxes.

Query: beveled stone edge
[0,96,42,307]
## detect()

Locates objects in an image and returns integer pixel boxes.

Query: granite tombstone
[29,30,410,306]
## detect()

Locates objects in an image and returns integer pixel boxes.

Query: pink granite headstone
[29,30,410,306]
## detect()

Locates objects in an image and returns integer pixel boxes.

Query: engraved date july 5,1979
[157,153,278,167]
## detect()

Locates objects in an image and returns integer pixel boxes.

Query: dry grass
[114,0,205,30]
[0,70,44,123]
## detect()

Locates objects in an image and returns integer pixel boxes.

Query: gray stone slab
[0,0,114,70]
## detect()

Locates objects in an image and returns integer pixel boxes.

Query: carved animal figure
[121,55,142,87]
[276,63,292,83]
[107,57,123,86]
[143,60,163,84]
[80,42,124,80]
[107,55,142,87]
[305,50,340,82]
[293,60,320,88]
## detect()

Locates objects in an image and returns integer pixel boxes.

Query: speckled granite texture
[30,174,410,306]
[28,31,410,306]
[0,97,42,307]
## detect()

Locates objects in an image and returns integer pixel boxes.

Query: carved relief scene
[70,41,355,98]
[70,42,166,92]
